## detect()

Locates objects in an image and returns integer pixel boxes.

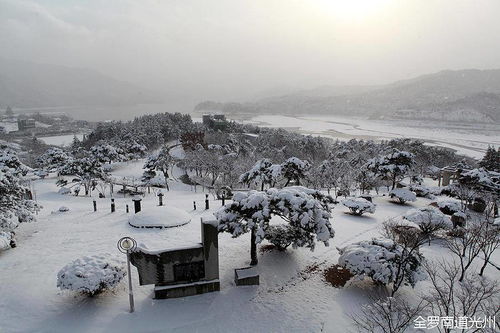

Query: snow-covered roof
[128,206,191,228]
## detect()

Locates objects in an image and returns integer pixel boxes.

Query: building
[17,118,36,131]
[202,114,228,130]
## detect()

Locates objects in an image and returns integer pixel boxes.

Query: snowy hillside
[195,69,500,123]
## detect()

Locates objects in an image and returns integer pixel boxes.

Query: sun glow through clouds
[314,0,393,22]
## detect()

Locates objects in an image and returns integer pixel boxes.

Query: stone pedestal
[154,279,220,299]
[235,267,259,286]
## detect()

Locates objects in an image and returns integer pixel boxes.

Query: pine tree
[479,146,500,172]
[142,145,174,190]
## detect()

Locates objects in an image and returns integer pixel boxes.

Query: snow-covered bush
[389,188,416,204]
[433,199,462,215]
[401,207,453,243]
[0,231,14,251]
[264,224,295,251]
[342,197,376,216]
[338,238,425,292]
[408,184,437,198]
[403,207,452,231]
[57,255,126,296]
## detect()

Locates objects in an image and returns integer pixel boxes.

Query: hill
[0,58,160,109]
[195,69,500,123]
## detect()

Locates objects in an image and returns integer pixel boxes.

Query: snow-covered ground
[241,115,500,159]
[39,134,85,147]
[0,161,498,332]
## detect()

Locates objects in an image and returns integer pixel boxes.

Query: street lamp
[117,236,137,313]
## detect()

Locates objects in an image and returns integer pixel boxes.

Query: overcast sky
[1,0,500,101]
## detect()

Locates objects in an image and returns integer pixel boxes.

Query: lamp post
[117,236,137,313]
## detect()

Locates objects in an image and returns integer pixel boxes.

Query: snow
[128,206,191,228]
[1,160,499,332]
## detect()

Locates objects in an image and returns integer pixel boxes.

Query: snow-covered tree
[479,145,500,172]
[0,149,40,249]
[367,150,415,190]
[90,142,123,164]
[401,207,453,244]
[342,197,376,216]
[280,157,310,186]
[59,155,107,196]
[57,255,126,296]
[143,145,174,190]
[239,158,273,190]
[389,188,417,204]
[216,186,334,265]
[338,238,426,295]
[36,147,70,172]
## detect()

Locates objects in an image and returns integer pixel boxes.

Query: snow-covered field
[1,160,498,332]
[241,115,500,159]
[39,134,85,147]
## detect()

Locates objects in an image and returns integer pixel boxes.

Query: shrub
[432,199,461,215]
[389,188,417,204]
[342,197,376,216]
[57,255,126,296]
[264,224,295,251]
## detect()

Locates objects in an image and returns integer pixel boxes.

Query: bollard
[133,197,142,214]
[193,201,197,210]
[126,204,129,213]
[158,192,164,206]
[205,194,209,210]
[221,195,225,206]
[111,198,116,213]
[93,200,97,212]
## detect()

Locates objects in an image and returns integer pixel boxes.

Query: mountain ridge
[195,69,500,123]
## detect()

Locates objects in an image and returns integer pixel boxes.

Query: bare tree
[423,260,500,333]
[477,222,500,276]
[445,223,483,281]
[350,296,426,333]
[381,220,428,296]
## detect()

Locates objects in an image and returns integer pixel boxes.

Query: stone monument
[129,218,220,299]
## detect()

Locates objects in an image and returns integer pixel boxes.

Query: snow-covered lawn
[0,165,498,332]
